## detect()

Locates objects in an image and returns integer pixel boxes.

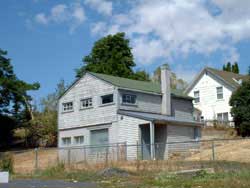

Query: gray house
[58,66,201,161]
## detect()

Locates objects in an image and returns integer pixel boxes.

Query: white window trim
[194,90,200,103]
[80,97,93,110]
[62,101,74,113]
[122,94,137,106]
[74,136,84,145]
[216,86,224,100]
[99,93,115,107]
[62,137,71,146]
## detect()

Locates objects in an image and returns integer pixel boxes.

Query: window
[74,136,84,145]
[216,86,223,99]
[80,98,92,109]
[194,127,199,141]
[101,94,113,105]
[62,102,73,112]
[194,91,200,103]
[122,94,136,104]
[62,137,71,146]
[217,112,229,122]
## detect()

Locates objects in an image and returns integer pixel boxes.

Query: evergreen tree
[226,62,232,72]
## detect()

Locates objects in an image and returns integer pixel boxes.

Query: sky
[1,0,250,103]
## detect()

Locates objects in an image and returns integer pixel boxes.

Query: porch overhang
[118,110,203,127]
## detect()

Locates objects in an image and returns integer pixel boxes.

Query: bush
[0,152,14,173]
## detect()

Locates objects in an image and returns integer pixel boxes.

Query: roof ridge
[89,71,160,85]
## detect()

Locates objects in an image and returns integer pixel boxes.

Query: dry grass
[9,139,250,174]
[188,139,250,162]
[13,148,58,174]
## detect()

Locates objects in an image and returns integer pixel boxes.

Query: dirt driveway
[0,179,96,188]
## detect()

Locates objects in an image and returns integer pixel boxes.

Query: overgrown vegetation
[230,79,250,136]
[0,152,14,173]
[13,161,250,188]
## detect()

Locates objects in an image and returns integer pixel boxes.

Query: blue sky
[1,0,250,103]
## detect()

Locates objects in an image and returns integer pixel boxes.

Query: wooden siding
[116,115,149,160]
[171,97,194,121]
[118,89,162,113]
[187,71,233,121]
[58,73,118,130]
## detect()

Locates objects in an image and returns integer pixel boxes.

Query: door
[140,124,151,160]
[90,128,109,153]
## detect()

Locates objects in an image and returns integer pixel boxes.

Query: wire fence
[2,138,250,174]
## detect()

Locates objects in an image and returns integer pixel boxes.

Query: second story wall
[171,97,194,121]
[118,89,162,113]
[187,72,233,121]
[58,73,118,130]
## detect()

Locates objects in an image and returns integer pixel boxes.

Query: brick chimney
[161,65,171,115]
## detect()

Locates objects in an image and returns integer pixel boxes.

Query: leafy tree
[76,32,135,79]
[27,80,67,147]
[226,62,232,72]
[230,79,250,136]
[152,64,188,90]
[222,64,226,71]
[130,70,150,81]
[0,49,40,148]
[248,66,250,75]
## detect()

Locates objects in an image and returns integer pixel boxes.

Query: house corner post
[150,122,155,160]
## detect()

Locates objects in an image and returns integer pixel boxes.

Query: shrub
[0,152,14,173]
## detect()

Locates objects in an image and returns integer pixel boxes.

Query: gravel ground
[0,179,96,188]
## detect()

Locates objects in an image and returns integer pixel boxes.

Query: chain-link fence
[2,138,250,174]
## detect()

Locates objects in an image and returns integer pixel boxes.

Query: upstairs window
[217,112,228,122]
[194,91,200,103]
[62,102,73,112]
[101,94,113,105]
[216,86,223,99]
[80,98,92,109]
[62,137,71,146]
[74,136,84,145]
[122,94,136,104]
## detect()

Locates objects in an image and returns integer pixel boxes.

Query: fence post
[124,142,127,161]
[212,140,215,161]
[35,148,38,171]
[67,149,71,165]
[116,143,119,161]
[84,146,87,163]
[136,141,139,171]
[105,146,109,167]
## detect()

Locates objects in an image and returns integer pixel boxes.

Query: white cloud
[35,13,48,24]
[34,3,86,33]
[91,22,107,35]
[91,0,250,65]
[85,0,112,16]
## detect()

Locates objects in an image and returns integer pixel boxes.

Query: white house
[58,66,202,161]
[185,67,249,125]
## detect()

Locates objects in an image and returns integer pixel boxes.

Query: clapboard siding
[117,115,149,160]
[167,125,195,142]
[58,73,118,129]
[171,97,194,121]
[187,71,233,121]
[118,89,162,113]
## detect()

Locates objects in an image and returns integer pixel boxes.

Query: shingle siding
[58,74,118,130]
[118,89,162,113]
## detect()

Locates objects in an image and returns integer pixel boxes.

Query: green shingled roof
[89,72,191,99]
[207,67,249,88]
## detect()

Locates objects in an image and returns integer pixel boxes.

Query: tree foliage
[76,32,135,78]
[152,64,188,91]
[222,62,239,74]
[0,49,40,148]
[230,79,250,136]
[27,80,67,147]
